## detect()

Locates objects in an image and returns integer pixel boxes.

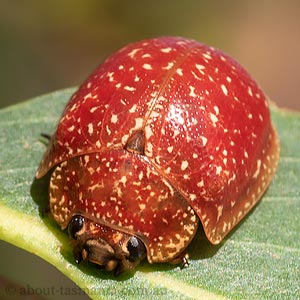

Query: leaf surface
[0,89,299,300]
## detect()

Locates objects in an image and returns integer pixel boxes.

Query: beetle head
[67,215,146,275]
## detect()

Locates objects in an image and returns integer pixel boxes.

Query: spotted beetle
[36,37,279,274]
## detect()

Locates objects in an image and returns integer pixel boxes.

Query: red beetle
[36,36,279,275]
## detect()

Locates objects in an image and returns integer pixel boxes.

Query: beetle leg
[113,257,140,277]
[72,243,84,264]
[169,252,190,268]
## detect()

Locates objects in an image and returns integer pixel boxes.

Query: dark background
[0,1,299,299]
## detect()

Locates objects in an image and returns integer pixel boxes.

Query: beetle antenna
[40,133,52,140]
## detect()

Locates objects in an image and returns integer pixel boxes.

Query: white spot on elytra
[84,93,92,100]
[67,125,75,132]
[134,118,143,129]
[167,146,174,153]
[84,155,90,164]
[90,106,98,113]
[88,123,93,135]
[195,64,205,75]
[216,166,222,175]
[146,142,153,157]
[139,203,146,210]
[203,53,212,60]
[161,47,172,53]
[214,106,219,115]
[217,205,223,221]
[248,86,253,97]
[189,194,197,201]
[106,125,111,135]
[124,86,136,91]
[221,84,228,96]
[127,48,140,58]
[189,86,197,97]
[70,103,77,112]
[253,159,262,179]
[162,178,175,196]
[200,136,208,146]
[121,134,129,145]
[209,113,219,126]
[138,171,143,181]
[163,62,174,70]
[173,129,180,137]
[129,104,137,113]
[228,173,236,184]
[197,180,204,187]
[176,68,183,76]
[120,176,127,185]
[143,63,152,70]
[145,126,153,139]
[107,72,114,82]
[208,75,214,82]
[191,71,201,81]
[164,166,171,174]
[181,160,189,171]
[111,114,118,124]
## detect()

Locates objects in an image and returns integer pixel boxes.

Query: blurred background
[0,0,299,299]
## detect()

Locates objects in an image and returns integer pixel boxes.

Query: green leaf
[0,88,299,300]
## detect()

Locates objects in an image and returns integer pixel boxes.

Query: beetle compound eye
[68,215,85,239]
[127,236,146,262]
